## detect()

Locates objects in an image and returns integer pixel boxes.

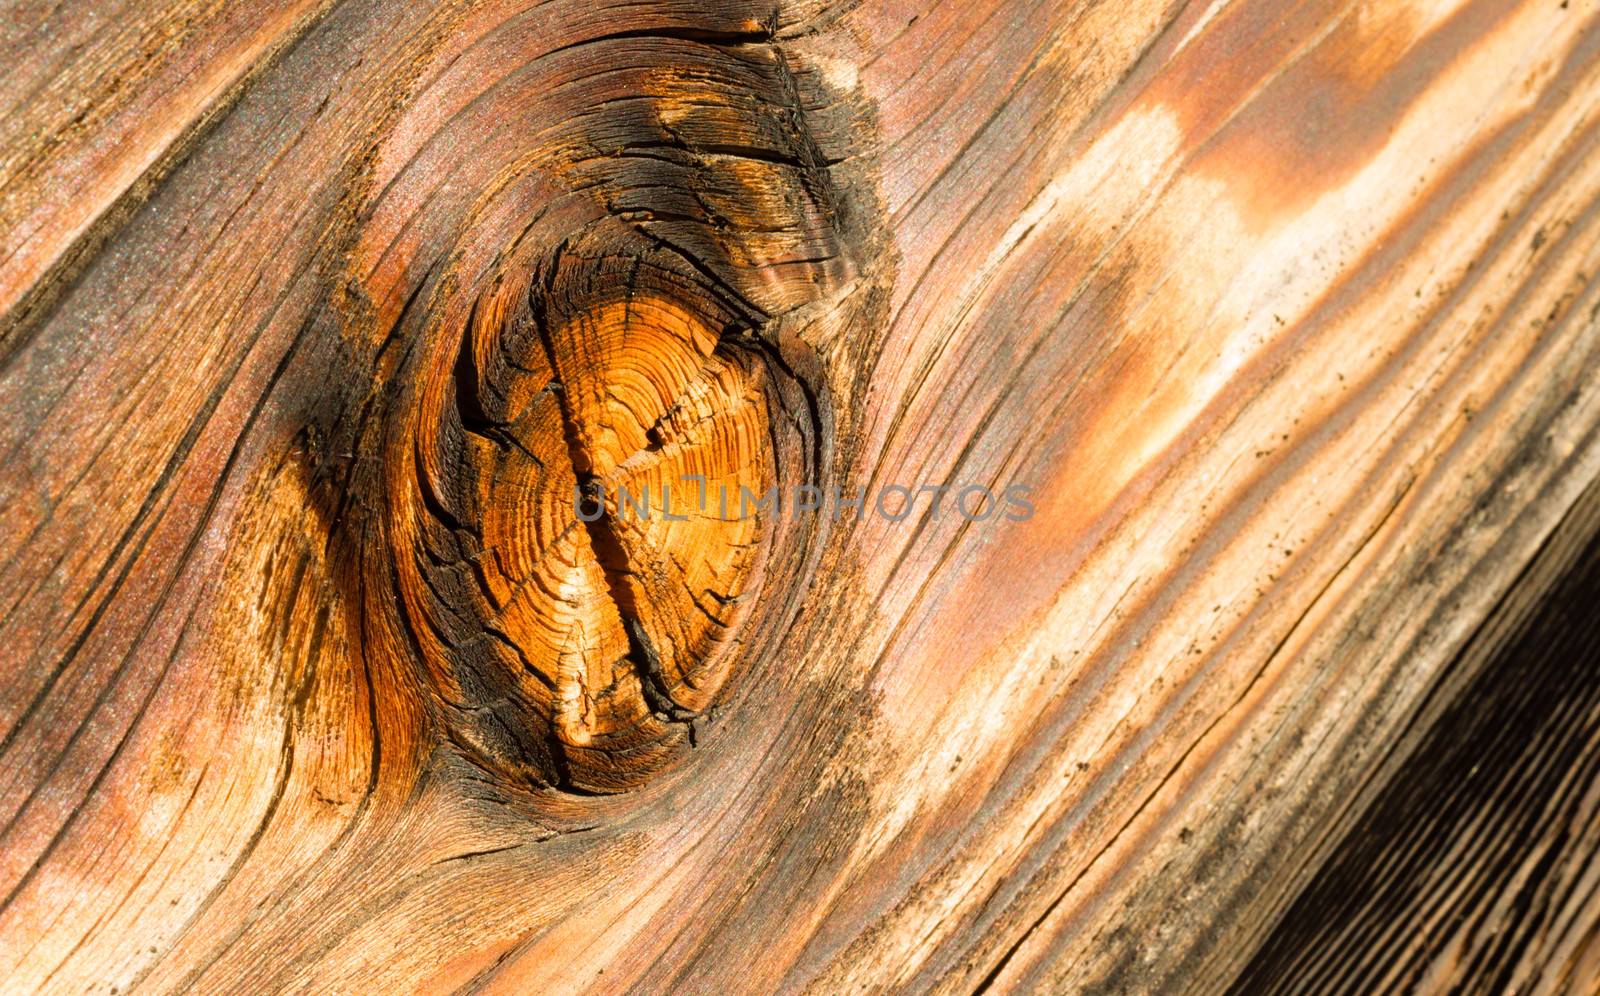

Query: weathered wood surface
[1238,469,1600,993]
[2,0,1600,991]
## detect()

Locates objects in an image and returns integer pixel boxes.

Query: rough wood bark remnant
[1,0,1599,991]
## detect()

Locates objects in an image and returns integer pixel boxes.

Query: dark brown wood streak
[1235,474,1600,994]
[2,0,1600,991]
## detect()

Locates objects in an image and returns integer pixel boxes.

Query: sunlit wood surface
[2,0,1600,991]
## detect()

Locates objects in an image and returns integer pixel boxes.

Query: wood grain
[1,0,1599,991]
[1237,470,1600,993]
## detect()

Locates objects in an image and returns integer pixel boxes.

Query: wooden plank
[1238,471,1600,993]
[0,0,1597,990]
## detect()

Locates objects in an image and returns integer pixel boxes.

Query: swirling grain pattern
[0,0,1599,991]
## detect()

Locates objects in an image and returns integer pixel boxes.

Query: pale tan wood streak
[0,0,1596,992]
[822,0,1600,988]
[0,0,335,342]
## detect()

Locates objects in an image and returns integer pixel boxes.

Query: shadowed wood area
[1,0,1599,992]
[1234,466,1600,993]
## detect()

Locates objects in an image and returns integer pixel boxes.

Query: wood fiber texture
[2,0,1600,992]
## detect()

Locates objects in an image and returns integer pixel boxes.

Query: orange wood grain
[1,0,1599,991]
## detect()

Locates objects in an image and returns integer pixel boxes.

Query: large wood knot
[390,225,819,793]
[359,18,879,794]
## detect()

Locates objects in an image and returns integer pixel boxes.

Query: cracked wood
[2,0,1600,992]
